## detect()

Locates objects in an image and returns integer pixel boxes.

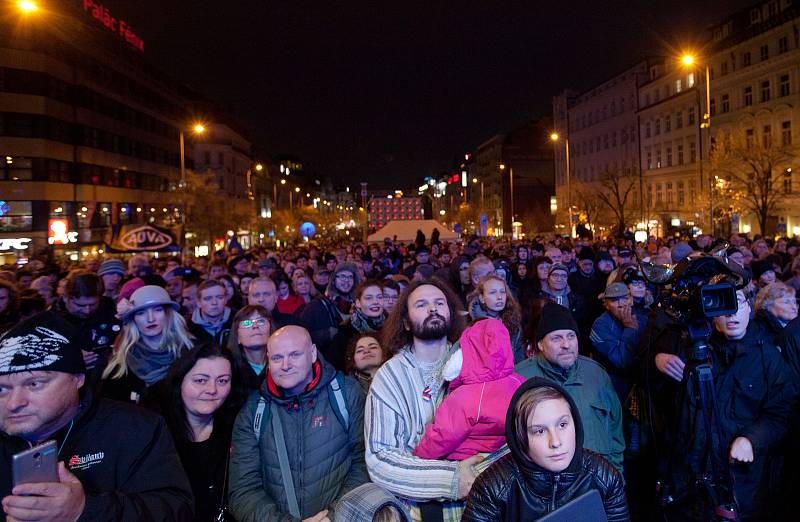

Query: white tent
[367,220,459,243]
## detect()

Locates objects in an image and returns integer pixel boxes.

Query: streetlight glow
[192,123,206,134]
[280,179,286,185]
[681,54,695,66]
[499,164,506,170]
[550,132,560,141]
[17,1,38,13]
[255,164,263,171]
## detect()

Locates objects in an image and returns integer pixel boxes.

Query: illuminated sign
[48,219,78,245]
[0,238,31,251]
[118,225,172,251]
[82,0,144,52]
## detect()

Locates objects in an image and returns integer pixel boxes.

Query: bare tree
[573,179,605,233]
[593,168,638,237]
[711,130,795,236]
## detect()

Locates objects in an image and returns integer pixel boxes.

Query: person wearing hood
[466,275,525,363]
[328,279,387,371]
[189,279,234,347]
[228,325,368,521]
[516,302,625,471]
[300,262,361,356]
[413,318,523,460]
[0,312,194,521]
[462,377,629,521]
[433,254,472,307]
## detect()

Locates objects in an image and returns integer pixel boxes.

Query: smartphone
[12,440,59,487]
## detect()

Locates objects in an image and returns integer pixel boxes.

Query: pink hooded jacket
[413,318,524,460]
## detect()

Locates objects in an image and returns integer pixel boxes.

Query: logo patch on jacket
[67,452,105,471]
[311,415,326,428]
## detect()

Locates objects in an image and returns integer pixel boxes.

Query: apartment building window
[782,121,792,145]
[710,98,716,117]
[645,122,651,138]
[647,184,653,207]
[763,125,772,148]
[689,141,697,162]
[667,147,673,167]
[676,79,683,92]
[688,73,695,88]
[656,149,662,168]
[779,36,789,54]
[604,134,609,149]
[655,119,661,135]
[656,183,663,203]
[721,94,730,113]
[689,179,697,201]
[612,131,617,147]
[677,143,684,164]
[744,86,753,106]
[621,97,626,111]
[780,74,790,97]
[785,169,792,194]
[678,181,685,206]
[665,115,671,132]
[688,107,696,125]
[646,151,653,169]
[760,44,769,61]
[746,128,755,147]
[654,89,660,102]
[761,80,771,102]
[676,111,683,129]
[666,182,673,206]
[743,51,751,66]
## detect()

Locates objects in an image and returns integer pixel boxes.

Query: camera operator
[655,285,796,521]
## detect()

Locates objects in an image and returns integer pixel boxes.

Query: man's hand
[303,510,329,522]
[457,454,485,499]
[81,350,99,370]
[730,437,754,463]
[655,353,685,382]
[3,462,85,522]
[618,306,638,330]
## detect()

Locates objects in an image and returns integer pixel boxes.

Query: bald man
[228,325,368,522]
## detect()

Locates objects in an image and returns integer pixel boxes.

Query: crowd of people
[0,231,798,521]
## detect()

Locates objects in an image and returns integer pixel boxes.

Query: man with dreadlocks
[364,279,478,521]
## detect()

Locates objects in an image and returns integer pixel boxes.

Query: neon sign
[82,0,144,52]
[0,238,31,251]
[48,219,78,245]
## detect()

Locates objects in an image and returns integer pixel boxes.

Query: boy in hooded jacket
[413,318,523,460]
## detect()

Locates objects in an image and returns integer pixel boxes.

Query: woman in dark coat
[463,378,629,521]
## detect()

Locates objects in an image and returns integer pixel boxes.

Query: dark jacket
[99,367,171,413]
[228,355,369,521]
[665,322,797,520]
[0,391,194,521]
[463,378,629,521]
[52,296,121,379]
[189,307,233,347]
[300,295,347,355]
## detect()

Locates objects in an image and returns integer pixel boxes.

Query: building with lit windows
[0,1,254,263]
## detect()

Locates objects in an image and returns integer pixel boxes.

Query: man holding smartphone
[0,311,194,521]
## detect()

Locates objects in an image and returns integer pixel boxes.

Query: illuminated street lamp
[179,122,206,188]
[255,163,263,172]
[17,1,38,13]
[550,132,572,236]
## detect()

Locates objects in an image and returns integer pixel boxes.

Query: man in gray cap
[516,302,624,471]
[590,282,645,403]
[0,312,194,521]
[96,259,125,301]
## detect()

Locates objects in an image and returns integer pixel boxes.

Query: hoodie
[413,319,523,460]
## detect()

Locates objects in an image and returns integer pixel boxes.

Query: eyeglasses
[549,273,568,280]
[335,274,354,281]
[239,318,268,329]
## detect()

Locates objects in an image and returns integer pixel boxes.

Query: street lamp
[681,53,714,233]
[179,122,206,188]
[550,132,572,236]
[17,1,38,13]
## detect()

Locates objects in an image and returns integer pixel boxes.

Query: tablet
[537,489,608,522]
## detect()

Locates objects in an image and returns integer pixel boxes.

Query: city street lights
[550,132,572,236]
[681,53,714,233]
[472,177,484,211]
[179,122,205,188]
[17,1,38,12]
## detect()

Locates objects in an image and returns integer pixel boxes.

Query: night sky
[110,0,755,189]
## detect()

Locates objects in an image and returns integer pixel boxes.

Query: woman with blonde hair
[754,281,798,339]
[101,285,196,409]
[467,274,525,363]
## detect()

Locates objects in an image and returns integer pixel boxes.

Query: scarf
[126,341,180,386]
[332,295,354,317]
[350,308,385,334]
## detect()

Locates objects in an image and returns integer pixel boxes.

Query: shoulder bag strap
[271,402,302,519]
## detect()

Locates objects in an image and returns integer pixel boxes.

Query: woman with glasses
[227,304,274,391]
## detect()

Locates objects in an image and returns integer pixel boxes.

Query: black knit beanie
[0,311,86,375]
[535,302,579,341]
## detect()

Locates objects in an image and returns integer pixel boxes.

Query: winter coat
[665,322,797,520]
[462,378,629,521]
[189,307,233,347]
[0,390,194,521]
[515,353,625,471]
[413,319,524,460]
[300,295,347,354]
[589,307,648,403]
[228,355,369,521]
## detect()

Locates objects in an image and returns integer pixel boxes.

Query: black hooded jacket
[463,378,629,521]
[0,388,194,521]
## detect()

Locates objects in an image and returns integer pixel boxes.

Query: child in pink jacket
[413,318,524,460]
